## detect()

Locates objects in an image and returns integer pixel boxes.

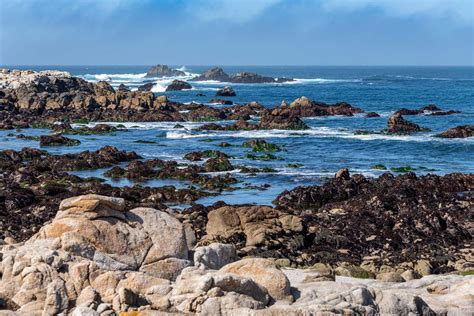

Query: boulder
[166,80,192,91]
[205,205,303,248]
[215,86,236,97]
[194,243,238,269]
[36,195,189,276]
[376,272,405,282]
[219,258,293,302]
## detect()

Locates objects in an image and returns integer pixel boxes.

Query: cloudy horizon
[1,0,473,66]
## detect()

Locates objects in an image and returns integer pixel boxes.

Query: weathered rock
[219,258,293,302]
[194,243,238,269]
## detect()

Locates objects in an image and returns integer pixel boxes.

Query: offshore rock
[145,64,185,77]
[386,112,430,134]
[166,80,192,91]
[435,125,473,138]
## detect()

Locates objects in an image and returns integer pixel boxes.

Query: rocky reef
[191,67,294,83]
[0,69,366,130]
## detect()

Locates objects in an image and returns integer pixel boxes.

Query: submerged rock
[39,134,81,146]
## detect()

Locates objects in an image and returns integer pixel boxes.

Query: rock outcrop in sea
[191,67,294,83]
[145,64,186,77]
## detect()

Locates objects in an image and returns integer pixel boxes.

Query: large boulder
[194,243,238,269]
[145,65,185,77]
[35,194,189,275]
[218,258,293,302]
[204,205,303,248]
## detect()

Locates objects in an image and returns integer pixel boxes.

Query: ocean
[2,65,473,206]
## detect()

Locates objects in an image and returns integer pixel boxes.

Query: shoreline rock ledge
[0,194,472,315]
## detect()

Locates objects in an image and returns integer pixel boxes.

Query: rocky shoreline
[0,68,473,315]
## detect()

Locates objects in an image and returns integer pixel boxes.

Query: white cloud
[320,0,473,25]
[187,0,282,22]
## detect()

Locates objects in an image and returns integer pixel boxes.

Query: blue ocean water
[1,65,473,206]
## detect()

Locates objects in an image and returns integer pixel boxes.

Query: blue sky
[0,0,473,65]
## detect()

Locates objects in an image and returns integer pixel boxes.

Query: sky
[0,0,473,66]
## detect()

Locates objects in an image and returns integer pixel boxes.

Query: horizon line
[1,64,473,68]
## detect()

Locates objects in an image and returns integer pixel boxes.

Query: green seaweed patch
[458,270,474,276]
[242,140,283,152]
[287,163,303,168]
[133,140,157,144]
[371,164,387,170]
[72,118,89,124]
[218,142,232,147]
[391,166,416,173]
[245,153,283,161]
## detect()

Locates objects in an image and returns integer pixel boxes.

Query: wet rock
[166,80,192,91]
[39,134,81,146]
[137,82,154,92]
[274,172,473,271]
[194,243,238,269]
[230,72,293,84]
[287,96,363,117]
[216,86,236,97]
[259,109,309,130]
[209,98,232,105]
[203,157,234,172]
[145,64,185,77]
[435,125,473,138]
[386,112,430,134]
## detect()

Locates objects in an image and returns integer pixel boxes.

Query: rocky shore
[0,68,473,315]
[0,193,472,315]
